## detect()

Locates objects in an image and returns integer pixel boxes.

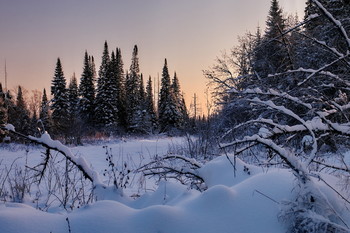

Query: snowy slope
[0,138,349,233]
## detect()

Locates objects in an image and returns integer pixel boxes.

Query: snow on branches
[213,1,350,231]
[1,124,105,193]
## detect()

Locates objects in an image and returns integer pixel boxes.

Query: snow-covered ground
[0,137,349,233]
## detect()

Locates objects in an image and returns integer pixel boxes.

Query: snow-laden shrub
[280,192,349,233]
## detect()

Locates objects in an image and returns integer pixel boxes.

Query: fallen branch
[0,125,102,186]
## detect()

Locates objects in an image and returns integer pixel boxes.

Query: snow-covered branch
[1,125,103,187]
[138,154,204,190]
[298,54,350,86]
[231,87,313,109]
[312,0,350,49]
[249,97,318,160]
[220,135,309,182]
[298,32,350,68]
[268,68,350,87]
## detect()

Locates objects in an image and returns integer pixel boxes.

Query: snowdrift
[1,153,348,233]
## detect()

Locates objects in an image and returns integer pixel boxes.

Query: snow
[4,124,15,131]
[198,154,262,188]
[301,135,313,147]
[28,132,104,187]
[0,137,349,232]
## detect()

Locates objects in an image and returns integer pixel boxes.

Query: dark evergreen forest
[0,43,190,143]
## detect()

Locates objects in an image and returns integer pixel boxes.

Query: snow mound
[198,154,263,188]
[0,168,297,233]
[0,143,349,233]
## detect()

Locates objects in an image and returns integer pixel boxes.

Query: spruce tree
[139,74,146,105]
[180,95,189,127]
[134,74,148,132]
[67,74,81,143]
[265,0,286,39]
[0,83,6,125]
[39,88,50,133]
[253,0,290,79]
[79,51,96,131]
[51,58,69,137]
[95,41,115,130]
[158,59,181,132]
[304,0,322,33]
[115,48,127,129]
[0,83,8,141]
[172,72,188,128]
[68,74,79,122]
[145,76,158,133]
[30,109,38,136]
[126,45,142,131]
[105,50,119,127]
[9,86,31,136]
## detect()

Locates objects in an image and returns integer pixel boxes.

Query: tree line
[0,42,190,143]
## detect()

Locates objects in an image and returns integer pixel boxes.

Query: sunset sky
[0,0,305,114]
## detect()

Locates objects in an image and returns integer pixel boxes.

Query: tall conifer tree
[79,51,96,130]
[0,83,6,125]
[105,50,119,127]
[67,74,81,143]
[115,48,127,129]
[126,45,142,131]
[0,83,7,141]
[253,0,290,79]
[95,41,114,129]
[68,74,79,122]
[7,86,31,136]
[172,72,188,128]
[51,58,69,137]
[158,59,180,132]
[145,76,158,132]
[39,88,50,132]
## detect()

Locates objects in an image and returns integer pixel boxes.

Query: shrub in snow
[101,145,131,196]
[280,185,350,233]
[205,0,350,231]
[139,154,205,191]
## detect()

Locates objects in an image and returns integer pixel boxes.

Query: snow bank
[0,141,349,233]
[0,174,290,233]
[0,155,297,233]
[198,154,262,188]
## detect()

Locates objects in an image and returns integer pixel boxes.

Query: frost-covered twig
[254,189,279,204]
[313,160,350,174]
[316,174,350,207]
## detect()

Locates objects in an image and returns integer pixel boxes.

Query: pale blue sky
[0,0,305,111]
